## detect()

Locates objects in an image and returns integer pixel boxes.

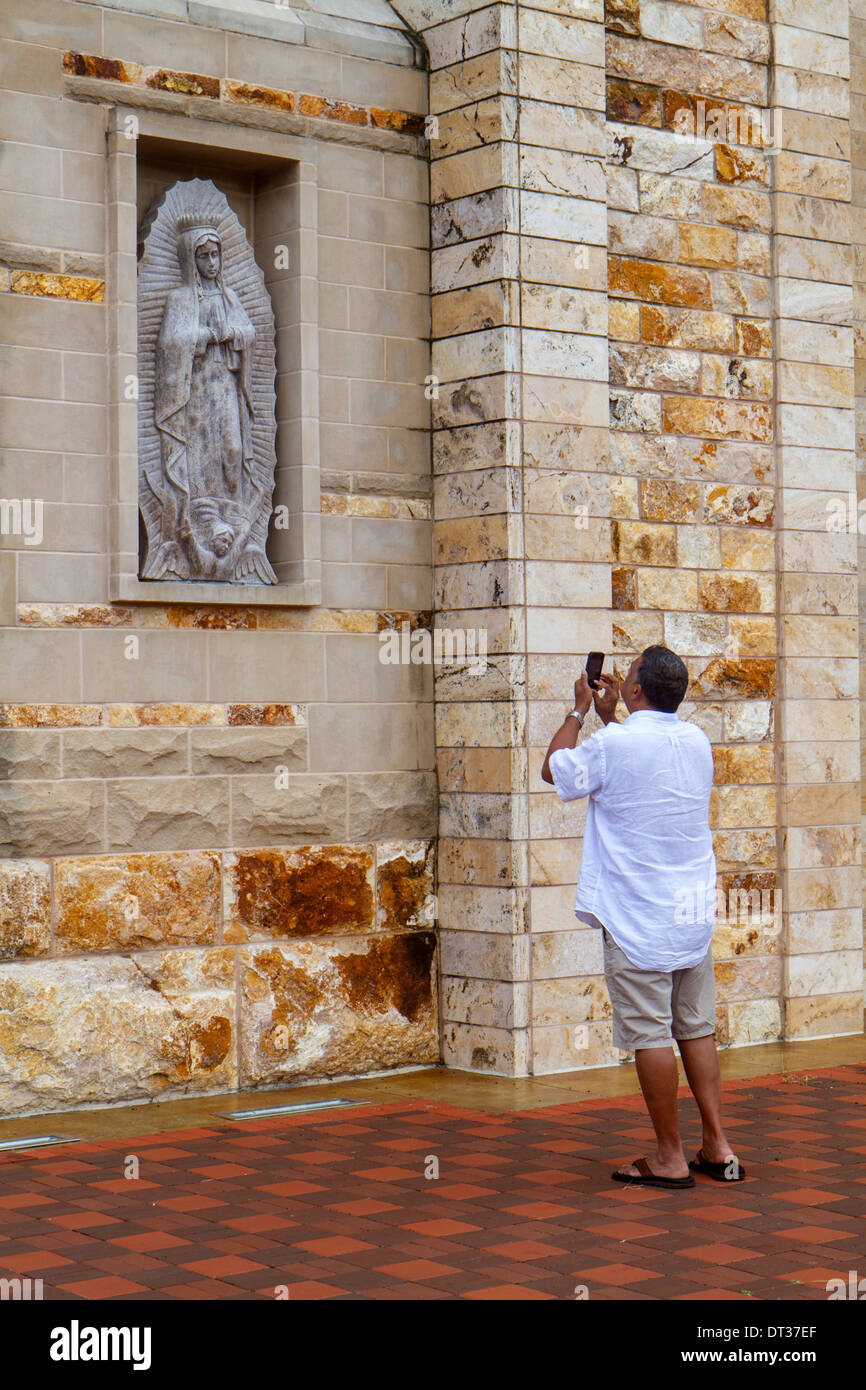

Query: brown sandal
[611,1156,695,1189]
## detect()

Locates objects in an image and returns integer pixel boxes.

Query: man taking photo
[541,645,744,1189]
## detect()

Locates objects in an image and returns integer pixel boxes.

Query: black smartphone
[585,651,604,691]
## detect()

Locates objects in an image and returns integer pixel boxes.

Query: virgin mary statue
[138,180,278,584]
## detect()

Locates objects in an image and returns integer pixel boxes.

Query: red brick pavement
[0,1065,864,1301]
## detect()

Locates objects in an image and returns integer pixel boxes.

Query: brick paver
[0,1066,864,1300]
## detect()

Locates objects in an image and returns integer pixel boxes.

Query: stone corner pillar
[403,0,610,1075]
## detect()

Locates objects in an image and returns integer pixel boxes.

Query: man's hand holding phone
[593,672,620,726]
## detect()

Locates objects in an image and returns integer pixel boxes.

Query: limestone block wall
[0,0,439,1113]
[605,0,781,1047]
[402,0,864,1074]
[853,0,866,1011]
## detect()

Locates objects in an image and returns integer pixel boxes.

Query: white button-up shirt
[549,709,716,971]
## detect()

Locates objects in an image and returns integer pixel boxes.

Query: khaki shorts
[602,929,716,1051]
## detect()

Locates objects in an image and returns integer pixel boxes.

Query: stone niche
[108,120,321,606]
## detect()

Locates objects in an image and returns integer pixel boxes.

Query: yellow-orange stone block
[225,80,294,112]
[0,861,51,959]
[679,223,738,268]
[55,852,221,952]
[609,256,712,309]
[662,395,773,442]
[10,272,104,302]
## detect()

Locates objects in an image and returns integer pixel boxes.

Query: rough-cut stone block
[702,353,773,400]
[605,0,641,38]
[699,572,775,613]
[679,222,738,268]
[62,729,188,778]
[606,77,661,126]
[190,727,307,774]
[230,775,347,846]
[610,343,700,392]
[239,934,438,1084]
[715,144,769,185]
[612,519,676,565]
[0,782,104,856]
[641,479,700,522]
[736,318,773,358]
[0,952,236,1113]
[107,778,229,852]
[0,860,51,960]
[377,840,435,930]
[690,657,775,699]
[610,389,661,432]
[348,772,437,838]
[728,998,781,1045]
[0,731,61,780]
[55,852,220,953]
[609,255,712,308]
[637,566,698,610]
[661,395,773,441]
[641,305,734,351]
[612,611,665,651]
[701,183,771,231]
[713,745,774,784]
[706,484,773,527]
[224,845,375,943]
[612,565,637,609]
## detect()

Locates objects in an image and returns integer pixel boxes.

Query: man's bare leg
[676,1033,737,1165]
[616,1045,689,1179]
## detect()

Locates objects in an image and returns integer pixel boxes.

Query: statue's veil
[137,178,278,583]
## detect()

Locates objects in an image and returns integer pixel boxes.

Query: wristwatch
[566,708,585,728]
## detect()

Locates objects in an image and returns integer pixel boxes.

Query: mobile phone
[585,651,604,691]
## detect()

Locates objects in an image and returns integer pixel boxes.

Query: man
[541,645,744,1190]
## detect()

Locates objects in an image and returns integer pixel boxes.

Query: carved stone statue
[137,179,278,583]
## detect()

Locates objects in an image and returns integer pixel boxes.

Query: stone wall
[0,0,438,1113]
[400,0,864,1074]
[853,2,866,1012]
[607,0,859,1043]
[606,0,783,1048]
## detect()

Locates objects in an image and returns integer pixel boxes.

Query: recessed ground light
[0,1135,79,1152]
[216,1097,370,1121]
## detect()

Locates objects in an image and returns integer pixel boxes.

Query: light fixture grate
[0,1135,79,1153]
[216,1097,370,1121]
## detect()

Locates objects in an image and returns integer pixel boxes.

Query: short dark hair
[636,645,688,712]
